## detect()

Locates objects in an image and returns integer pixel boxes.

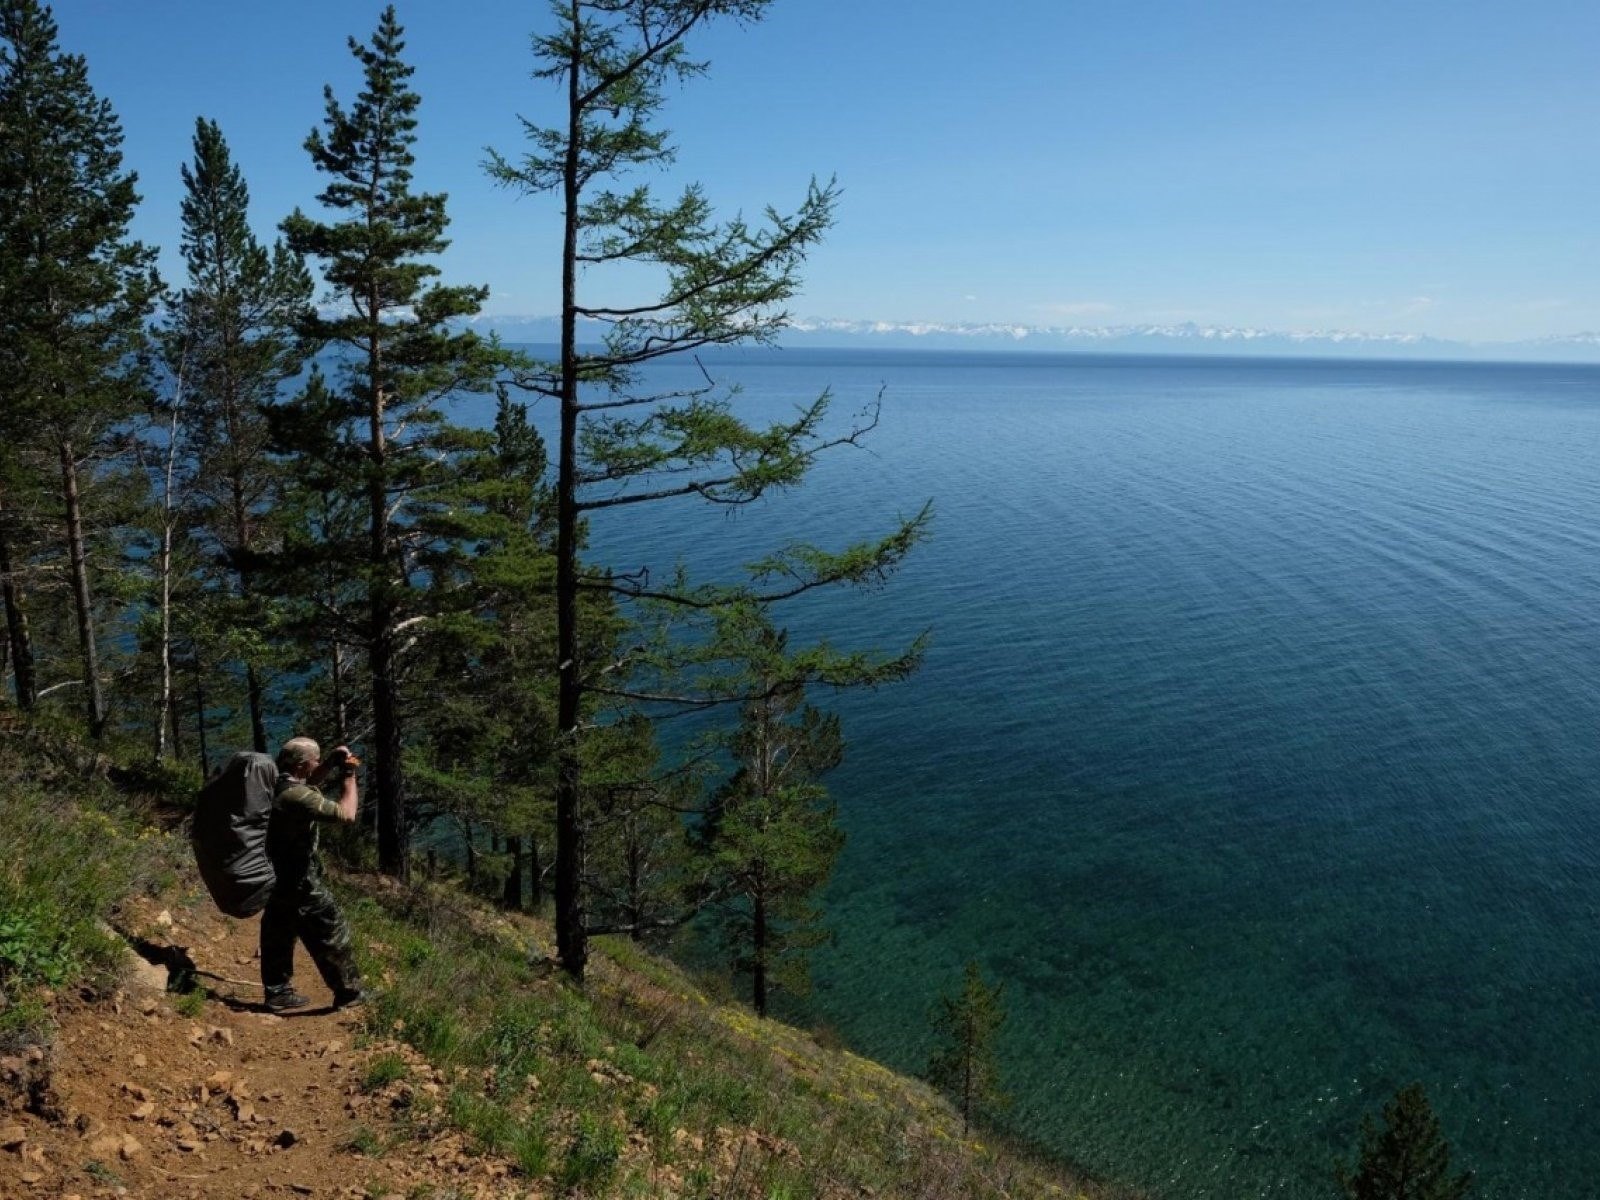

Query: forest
[0,0,928,1006]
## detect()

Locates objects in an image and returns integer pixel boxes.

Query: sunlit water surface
[539,350,1600,1198]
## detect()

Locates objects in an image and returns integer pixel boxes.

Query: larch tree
[699,619,850,1017]
[928,960,1009,1135]
[280,5,502,878]
[163,116,312,754]
[489,0,929,982]
[0,0,159,736]
[1337,1083,1474,1200]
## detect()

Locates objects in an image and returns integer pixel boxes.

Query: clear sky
[50,0,1600,342]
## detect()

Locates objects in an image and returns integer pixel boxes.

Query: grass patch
[560,1114,623,1192]
[173,987,206,1019]
[361,1051,408,1092]
[511,1123,551,1178]
[343,1124,385,1156]
[0,736,185,1051]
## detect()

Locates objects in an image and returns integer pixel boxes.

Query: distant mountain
[467,314,1600,363]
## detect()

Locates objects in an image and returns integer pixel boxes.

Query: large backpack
[192,751,279,918]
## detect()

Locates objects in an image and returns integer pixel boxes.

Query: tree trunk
[168,690,184,764]
[329,636,349,744]
[753,891,768,1018]
[553,0,587,981]
[244,661,268,753]
[192,656,210,775]
[153,400,181,763]
[154,510,173,761]
[625,818,644,943]
[58,437,106,737]
[0,492,37,709]
[371,617,407,879]
[502,836,523,910]
[529,835,543,909]
[367,271,408,879]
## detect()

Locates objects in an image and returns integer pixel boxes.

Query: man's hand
[335,766,360,824]
[329,747,360,822]
[311,745,360,822]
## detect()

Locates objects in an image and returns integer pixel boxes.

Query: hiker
[261,736,366,1013]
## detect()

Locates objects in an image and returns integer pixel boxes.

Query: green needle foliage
[404,391,562,901]
[0,0,160,737]
[1337,1082,1474,1200]
[928,961,1009,1135]
[277,5,504,878]
[699,619,848,1018]
[162,116,312,754]
[488,0,930,982]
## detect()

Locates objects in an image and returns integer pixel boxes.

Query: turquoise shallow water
[568,350,1600,1198]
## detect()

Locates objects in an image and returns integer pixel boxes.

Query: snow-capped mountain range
[468,314,1600,362]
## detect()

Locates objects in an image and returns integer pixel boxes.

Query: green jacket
[266,778,342,884]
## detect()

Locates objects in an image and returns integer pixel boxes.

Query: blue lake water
[561,349,1600,1198]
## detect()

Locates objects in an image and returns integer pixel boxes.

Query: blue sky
[53,0,1600,342]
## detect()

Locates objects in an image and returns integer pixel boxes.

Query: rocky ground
[0,895,532,1200]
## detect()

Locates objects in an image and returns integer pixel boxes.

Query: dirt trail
[0,895,529,1200]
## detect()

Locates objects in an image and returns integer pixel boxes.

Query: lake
[562,348,1600,1198]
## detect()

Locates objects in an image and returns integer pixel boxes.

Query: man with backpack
[261,736,366,1013]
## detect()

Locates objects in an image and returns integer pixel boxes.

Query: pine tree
[928,961,1009,1135]
[702,649,844,1018]
[489,0,929,981]
[403,390,560,895]
[164,117,312,753]
[280,5,502,877]
[1337,1082,1474,1200]
[583,713,699,940]
[0,0,160,736]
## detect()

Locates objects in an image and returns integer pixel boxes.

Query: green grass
[343,1124,385,1156]
[342,879,1131,1200]
[361,1051,409,1092]
[559,1113,623,1192]
[0,720,1128,1200]
[0,735,188,1051]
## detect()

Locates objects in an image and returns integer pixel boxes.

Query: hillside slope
[0,734,1139,1200]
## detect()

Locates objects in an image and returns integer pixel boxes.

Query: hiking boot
[264,989,311,1012]
[332,988,367,1011]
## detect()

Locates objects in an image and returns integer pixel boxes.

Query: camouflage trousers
[260,861,362,999]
